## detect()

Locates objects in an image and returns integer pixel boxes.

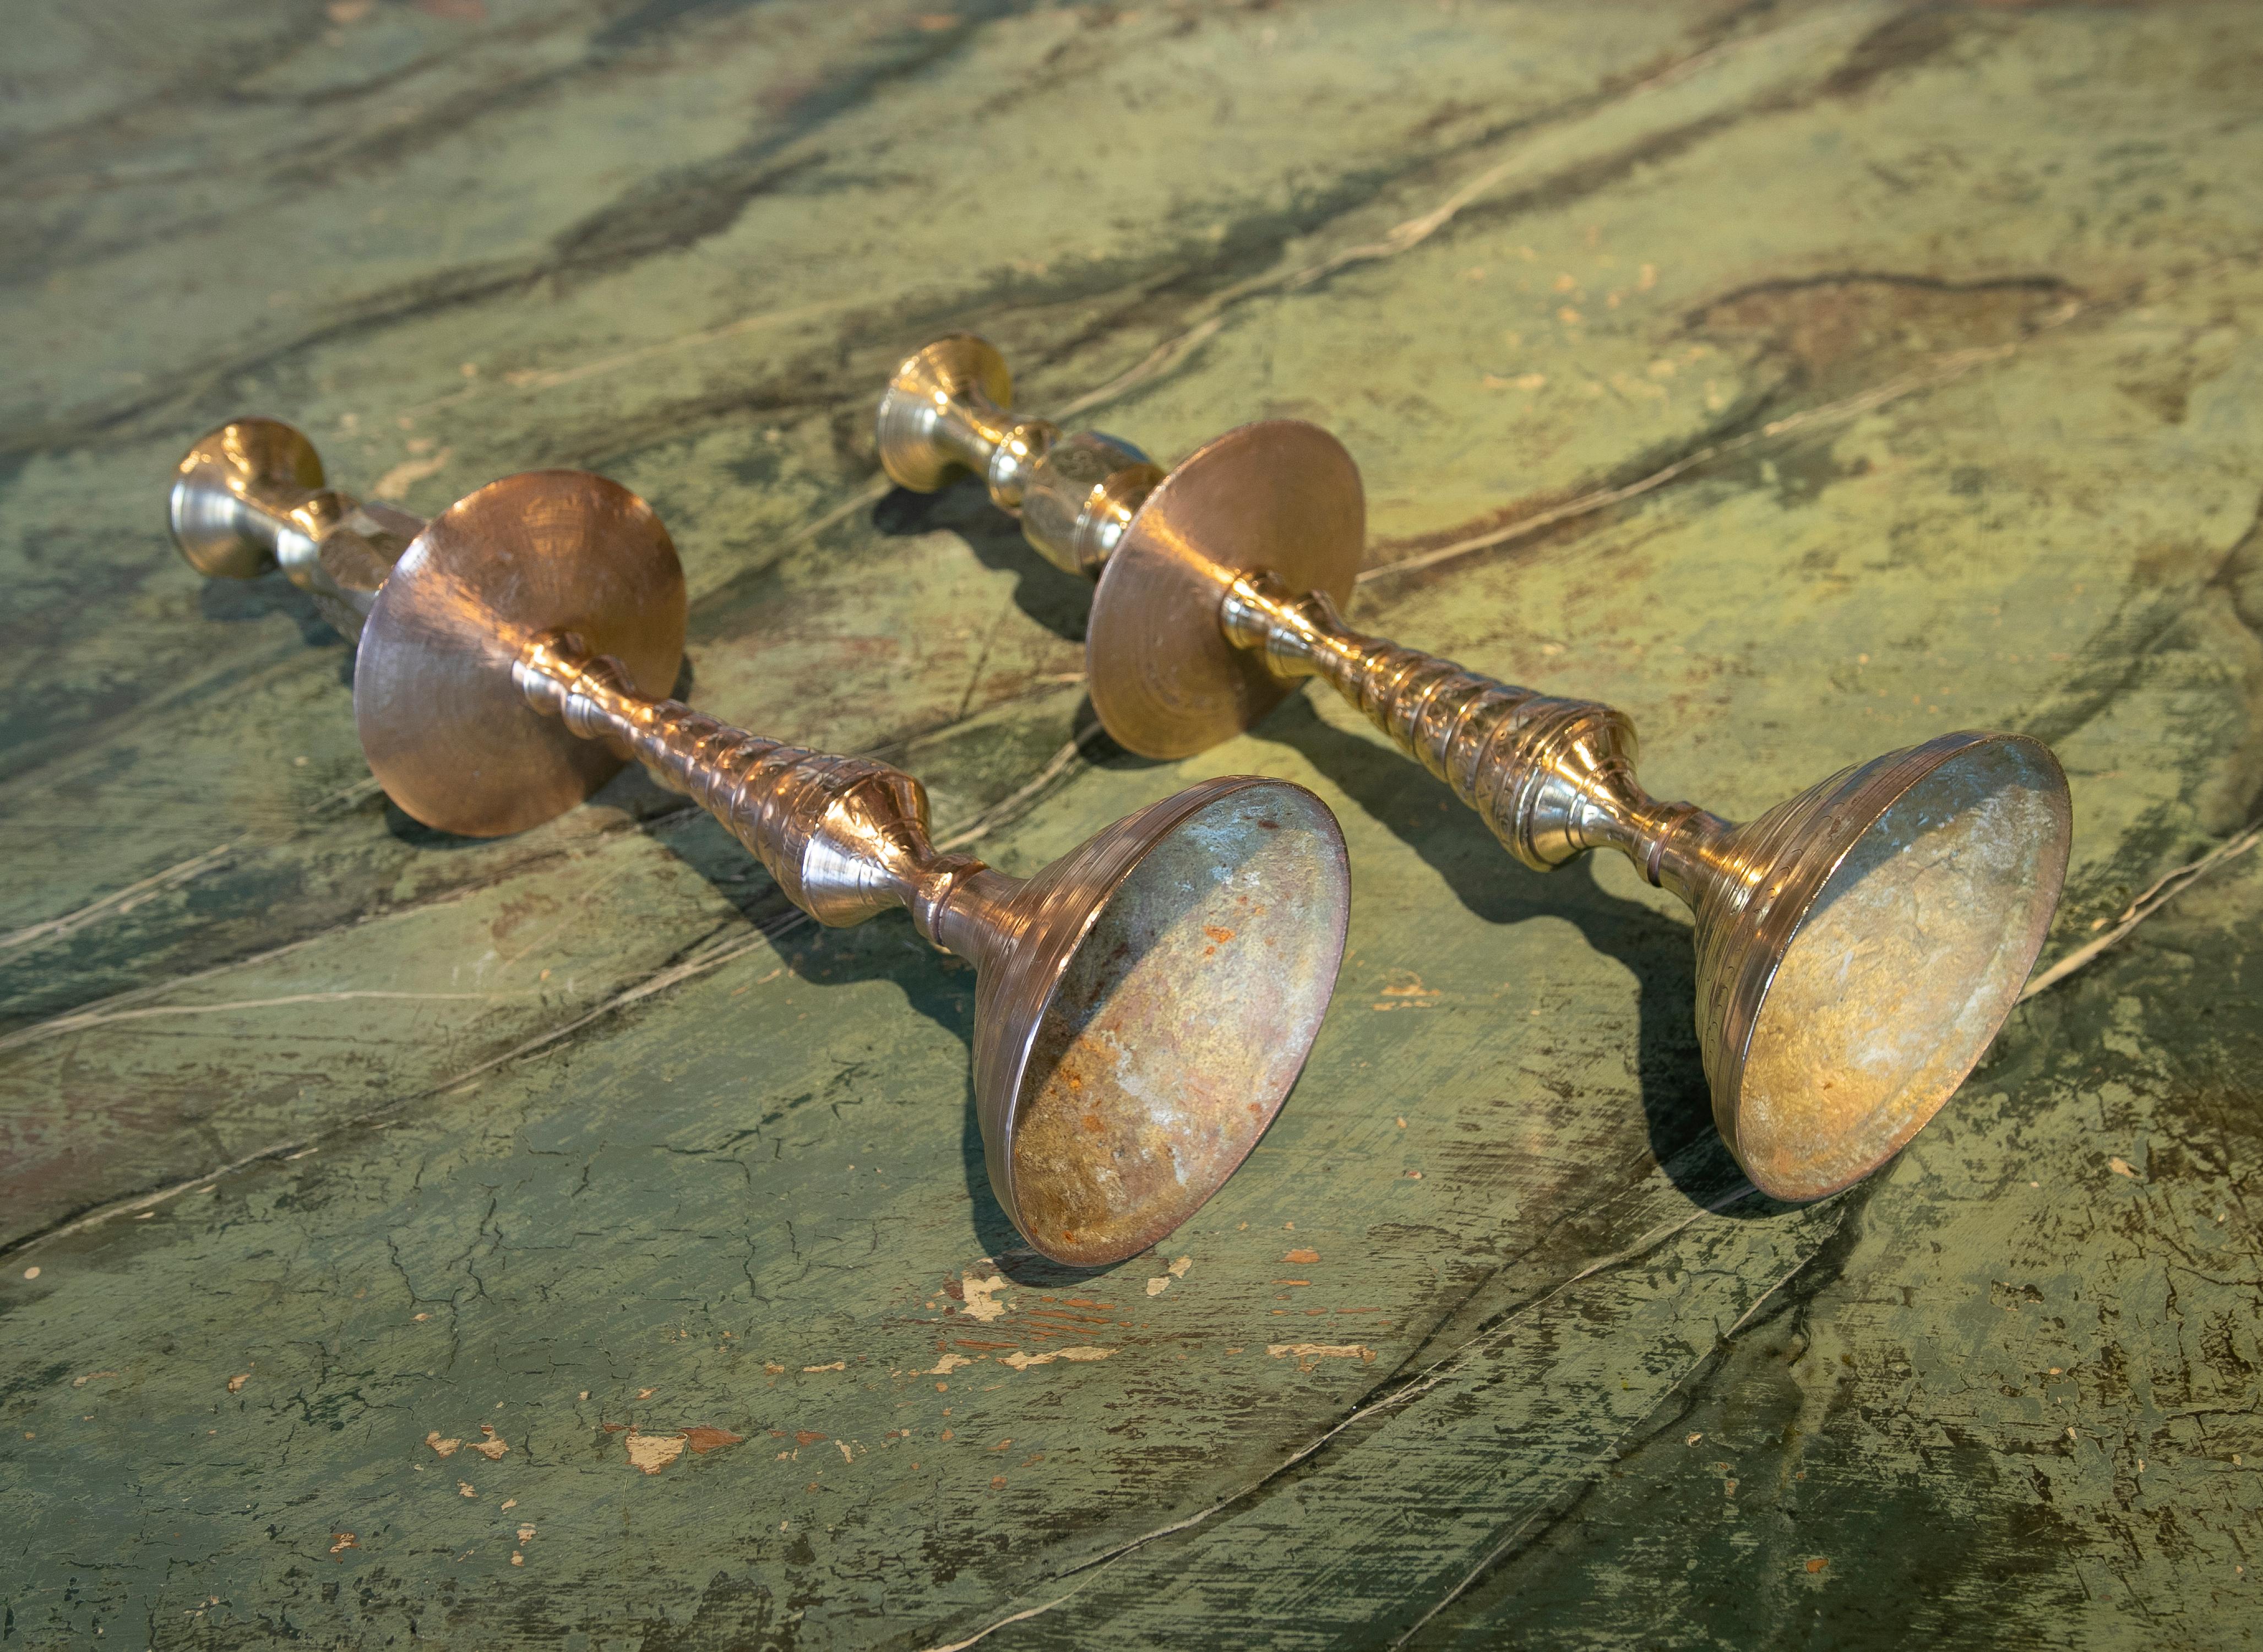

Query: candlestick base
[353,470,687,836]
[1701,730,2070,1201]
[973,776,1350,1265]
[1087,420,1364,759]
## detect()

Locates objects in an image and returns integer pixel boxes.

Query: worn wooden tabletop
[4,2,2260,1645]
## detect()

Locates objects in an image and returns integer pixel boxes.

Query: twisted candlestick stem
[1219,572,1728,901]
[511,634,999,944]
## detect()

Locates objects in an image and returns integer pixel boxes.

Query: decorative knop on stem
[168,417,422,640]
[877,335,1163,579]
[512,632,991,942]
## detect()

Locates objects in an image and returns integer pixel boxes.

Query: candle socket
[169,417,422,642]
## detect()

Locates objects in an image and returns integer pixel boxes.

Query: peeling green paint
[2,1,2259,1645]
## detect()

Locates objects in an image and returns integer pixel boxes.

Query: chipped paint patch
[1284,1248,1319,1264]
[426,1431,464,1458]
[625,1430,688,1475]
[682,1427,743,1455]
[371,446,453,498]
[469,1425,508,1460]
[329,1533,357,1556]
[1147,1256,1193,1296]
[836,1441,853,1464]
[226,1373,249,1394]
[922,1354,974,1376]
[960,1273,1010,1323]
[1373,974,1441,1010]
[999,1346,1114,1370]
[71,1370,120,1388]
[1268,1343,1375,1369]
[803,1360,846,1372]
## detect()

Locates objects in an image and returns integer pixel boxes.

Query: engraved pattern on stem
[511,633,990,942]
[1220,570,1728,899]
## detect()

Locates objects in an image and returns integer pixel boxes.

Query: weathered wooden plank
[2,2,2259,1646]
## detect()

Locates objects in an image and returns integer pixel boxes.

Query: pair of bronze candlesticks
[166,338,2070,1266]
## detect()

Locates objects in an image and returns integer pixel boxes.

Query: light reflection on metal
[166,420,1353,1265]
[878,336,2075,1202]
[169,417,423,642]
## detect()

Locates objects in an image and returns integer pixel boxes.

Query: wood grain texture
[2,1,2258,1645]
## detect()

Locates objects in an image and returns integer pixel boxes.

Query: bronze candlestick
[877,336,2074,1202]
[167,418,1353,1265]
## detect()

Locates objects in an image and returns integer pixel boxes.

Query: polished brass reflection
[167,419,1353,1265]
[878,336,2075,1202]
[170,417,425,643]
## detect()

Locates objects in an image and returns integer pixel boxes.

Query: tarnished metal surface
[1733,736,2072,1197]
[1005,783,1350,1264]
[1228,572,2075,1194]
[4,2,2261,1644]
[877,346,2072,1198]
[1220,580,2074,1200]
[515,634,1352,1264]
[172,436,1353,1263]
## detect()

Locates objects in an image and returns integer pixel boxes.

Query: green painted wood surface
[3,2,2260,1645]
